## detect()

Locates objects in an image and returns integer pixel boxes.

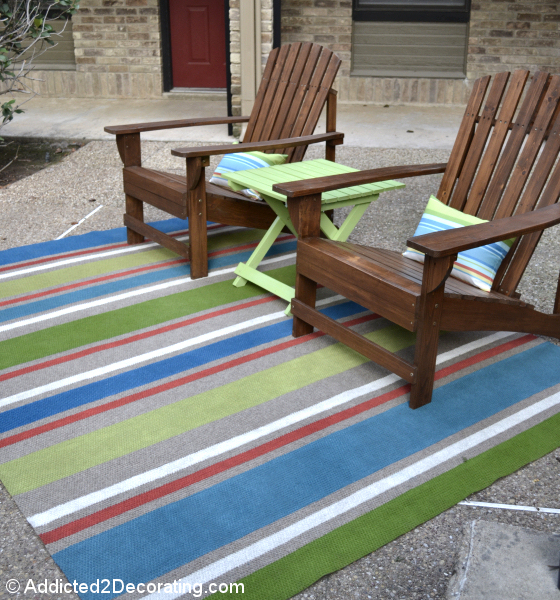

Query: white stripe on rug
[0,253,296,334]
[0,294,339,409]
[28,331,513,528]
[144,389,560,599]
[0,224,235,281]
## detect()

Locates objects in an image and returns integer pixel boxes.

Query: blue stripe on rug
[52,342,560,599]
[0,219,188,266]
[0,302,362,433]
[0,240,296,323]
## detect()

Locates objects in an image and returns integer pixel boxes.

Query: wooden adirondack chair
[104,42,342,279]
[273,70,560,409]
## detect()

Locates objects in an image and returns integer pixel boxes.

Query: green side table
[226,158,405,312]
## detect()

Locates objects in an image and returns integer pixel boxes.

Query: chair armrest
[104,116,250,135]
[408,203,560,258]
[273,163,447,198]
[170,132,345,158]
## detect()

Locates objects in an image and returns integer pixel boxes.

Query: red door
[169,0,227,88]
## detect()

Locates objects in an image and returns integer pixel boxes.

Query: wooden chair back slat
[433,70,560,299]
[242,46,281,143]
[476,71,550,220]
[493,74,560,220]
[462,70,529,216]
[495,110,560,294]
[267,42,314,142]
[437,76,490,205]
[245,44,292,144]
[545,87,560,140]
[275,44,323,146]
[256,43,304,143]
[241,43,340,163]
[287,49,333,139]
[290,53,342,162]
[512,79,560,217]
[449,72,511,212]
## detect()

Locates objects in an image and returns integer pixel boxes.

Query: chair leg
[408,255,451,409]
[409,321,440,409]
[187,186,208,280]
[293,272,317,337]
[125,194,145,245]
[289,195,322,337]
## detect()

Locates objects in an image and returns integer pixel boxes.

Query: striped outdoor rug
[1,219,560,600]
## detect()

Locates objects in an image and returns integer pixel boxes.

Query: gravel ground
[0,141,559,600]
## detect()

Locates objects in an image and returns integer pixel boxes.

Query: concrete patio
[0,94,558,600]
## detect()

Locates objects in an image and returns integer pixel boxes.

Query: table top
[226,158,405,205]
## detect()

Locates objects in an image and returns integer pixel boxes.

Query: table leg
[233,216,286,288]
[319,212,338,239]
[332,201,372,241]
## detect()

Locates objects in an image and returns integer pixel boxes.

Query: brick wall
[28,0,163,98]
[281,0,559,105]
[229,0,274,132]
[281,0,352,77]
[229,0,241,112]
[24,0,560,103]
[468,0,560,80]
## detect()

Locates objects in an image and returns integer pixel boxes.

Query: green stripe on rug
[0,266,297,370]
[221,411,560,600]
[0,229,266,299]
[0,325,413,495]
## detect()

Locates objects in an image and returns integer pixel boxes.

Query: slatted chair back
[242,42,341,163]
[435,70,560,297]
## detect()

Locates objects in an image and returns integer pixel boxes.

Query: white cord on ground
[55,204,104,240]
[459,500,560,514]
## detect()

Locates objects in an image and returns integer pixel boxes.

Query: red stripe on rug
[0,234,294,307]
[0,295,277,384]
[434,334,536,380]
[0,313,376,449]
[0,224,228,274]
[38,333,534,545]
[0,243,130,274]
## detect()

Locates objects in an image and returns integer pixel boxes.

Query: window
[352,0,470,78]
[19,5,76,70]
[353,0,470,22]
[33,18,76,71]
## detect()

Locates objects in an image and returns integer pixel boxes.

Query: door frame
[159,0,231,94]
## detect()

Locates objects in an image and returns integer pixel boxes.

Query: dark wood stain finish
[282,70,560,409]
[105,43,342,278]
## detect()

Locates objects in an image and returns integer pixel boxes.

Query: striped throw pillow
[403,195,515,292]
[209,151,287,201]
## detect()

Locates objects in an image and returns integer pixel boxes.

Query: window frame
[353,0,471,23]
